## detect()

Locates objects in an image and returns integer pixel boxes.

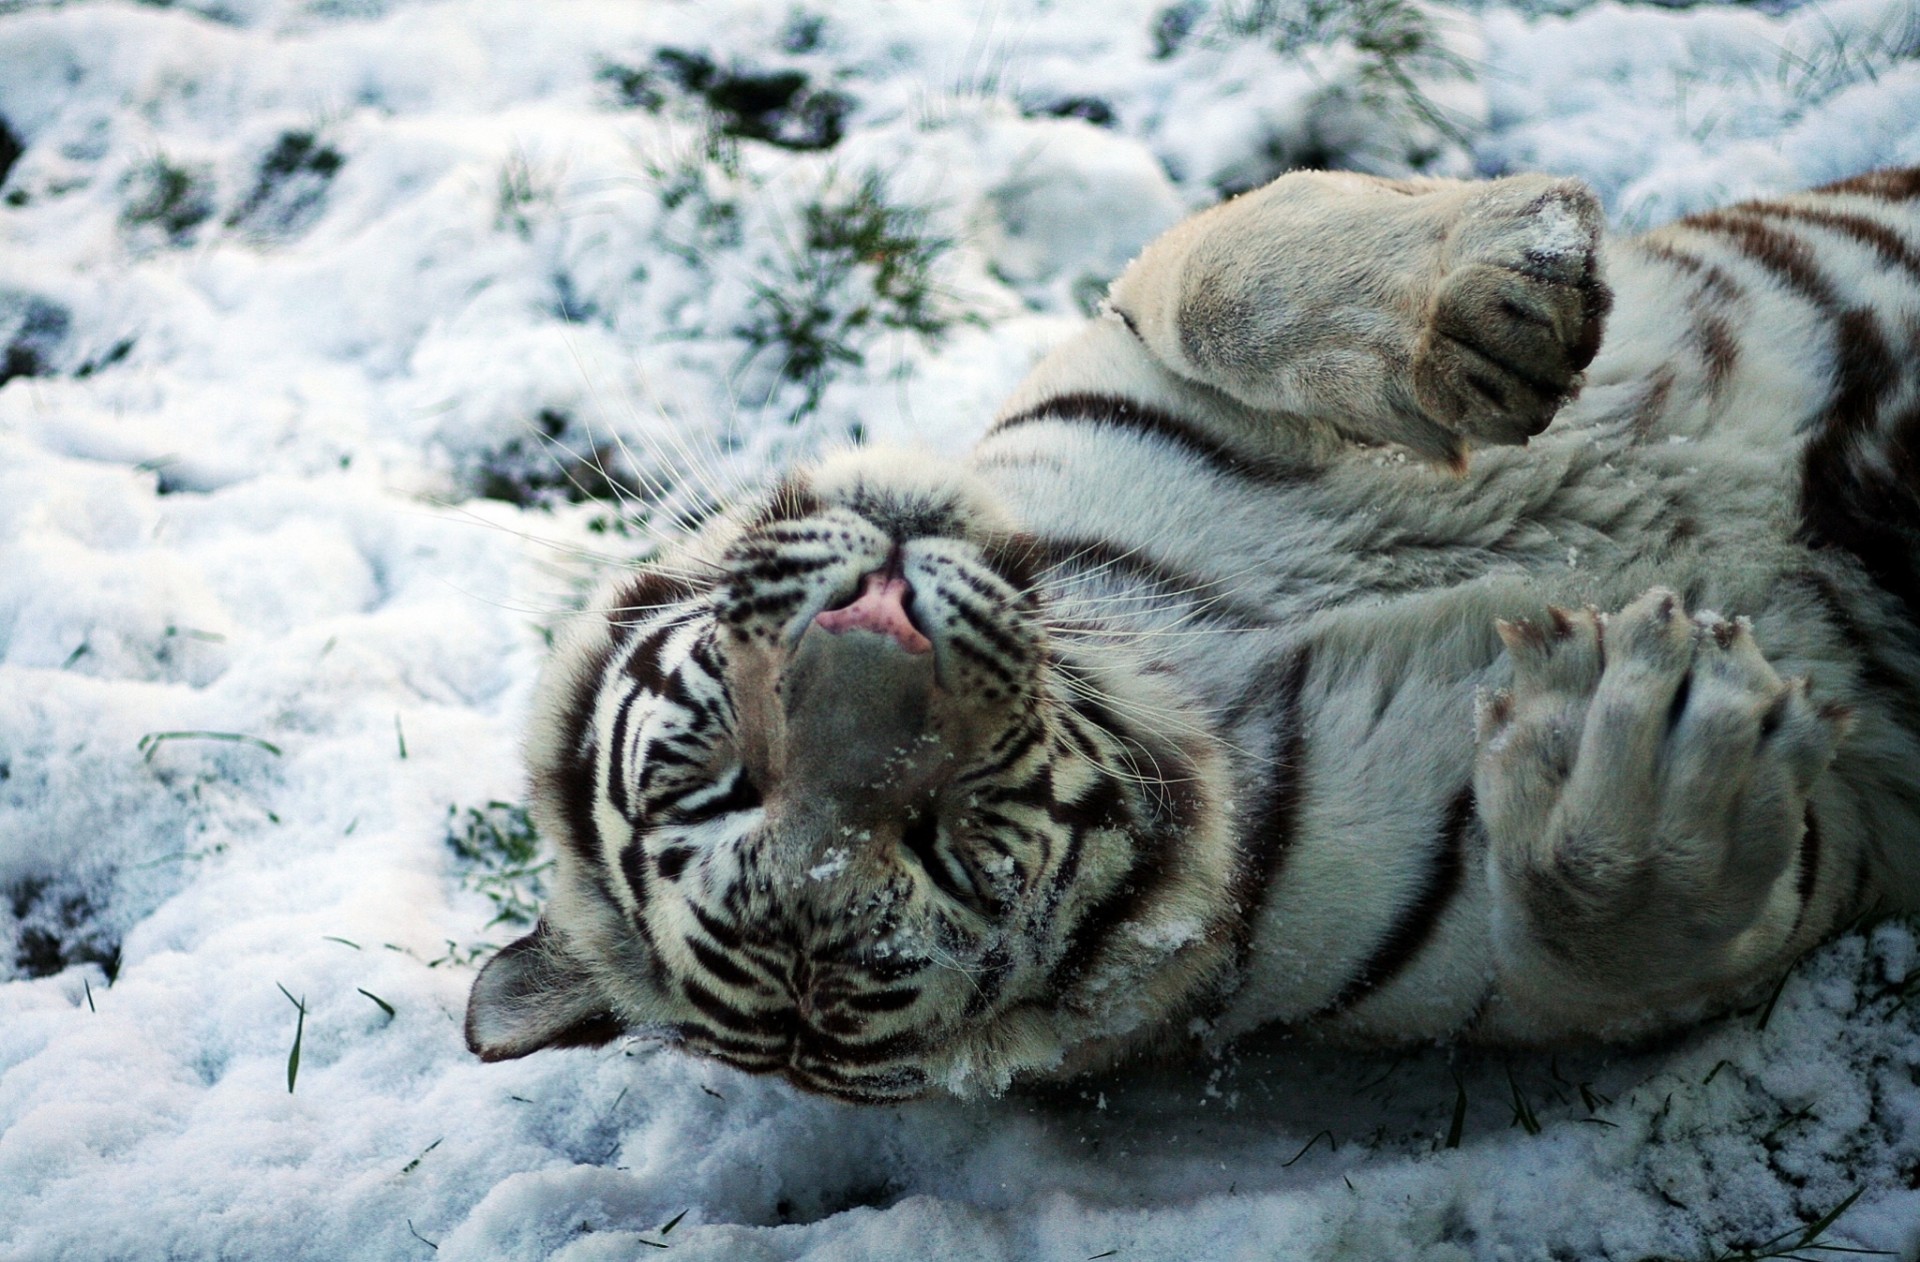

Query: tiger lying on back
[465,166,1920,1102]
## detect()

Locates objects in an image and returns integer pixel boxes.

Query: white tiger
[464,165,1920,1101]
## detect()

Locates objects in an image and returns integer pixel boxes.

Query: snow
[3,0,1919,1258]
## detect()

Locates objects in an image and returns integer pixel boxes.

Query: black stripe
[677,1023,785,1060]
[1676,213,1916,615]
[665,766,762,827]
[536,640,623,911]
[991,392,1307,487]
[978,530,1045,597]
[636,743,702,801]
[944,589,1028,662]
[1678,210,1898,437]
[958,946,1015,1020]
[958,719,1045,785]
[605,682,646,823]
[900,811,975,908]
[947,632,1018,687]
[618,838,652,913]
[721,590,806,626]
[1788,805,1823,940]
[687,936,760,990]
[1048,780,1179,991]
[1792,570,1920,793]
[1314,785,1474,1018]
[790,1059,929,1098]
[1739,203,1920,284]
[1634,241,1745,394]
[1800,394,1920,619]
[743,475,826,529]
[794,1025,927,1067]
[1224,647,1314,969]
[605,570,699,649]
[841,986,921,1013]
[682,977,793,1039]
[622,624,676,691]
[690,902,744,950]
[732,552,838,582]
[654,844,693,881]
[1814,167,1920,202]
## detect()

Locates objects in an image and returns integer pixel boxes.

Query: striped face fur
[466,450,1237,1101]
[470,164,1920,1100]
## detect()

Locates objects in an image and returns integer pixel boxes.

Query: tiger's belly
[967,395,1811,1046]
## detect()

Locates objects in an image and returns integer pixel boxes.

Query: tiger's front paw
[1474,589,1847,1004]
[1412,181,1611,447]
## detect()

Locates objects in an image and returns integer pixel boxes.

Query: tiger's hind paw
[1475,589,1849,1012]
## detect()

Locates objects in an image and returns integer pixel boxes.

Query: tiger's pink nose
[815,570,932,655]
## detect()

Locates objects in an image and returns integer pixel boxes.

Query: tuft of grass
[1777,4,1920,110]
[640,128,745,263]
[227,130,344,235]
[121,156,214,243]
[357,988,395,1018]
[8,876,122,982]
[495,148,556,241]
[0,290,70,386]
[737,169,960,418]
[781,10,827,54]
[1153,0,1206,58]
[445,801,552,928]
[601,48,853,151]
[1186,0,1475,175]
[1030,95,1116,128]
[1445,1070,1467,1149]
[276,982,307,1094]
[466,408,644,511]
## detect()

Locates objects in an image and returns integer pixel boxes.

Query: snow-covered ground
[4,0,1920,1257]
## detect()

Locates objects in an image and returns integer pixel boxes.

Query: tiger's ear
[465,920,626,1061]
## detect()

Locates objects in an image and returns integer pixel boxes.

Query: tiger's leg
[1104,171,1613,466]
[1472,588,1851,1036]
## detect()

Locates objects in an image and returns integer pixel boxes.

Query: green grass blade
[138,730,283,763]
[276,983,307,1093]
[1446,1071,1467,1149]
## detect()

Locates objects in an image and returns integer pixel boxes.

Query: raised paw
[1475,588,1849,1005]
[1412,182,1611,447]
[1100,169,1616,469]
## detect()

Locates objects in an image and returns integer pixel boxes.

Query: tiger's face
[466,449,1232,1101]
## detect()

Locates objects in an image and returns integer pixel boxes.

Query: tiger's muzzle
[778,555,943,811]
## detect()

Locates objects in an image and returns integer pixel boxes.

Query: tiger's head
[464,448,1240,1101]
